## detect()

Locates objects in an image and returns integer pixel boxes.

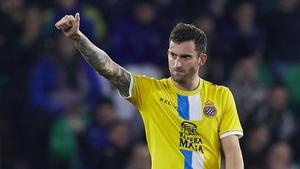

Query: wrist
[69,31,83,41]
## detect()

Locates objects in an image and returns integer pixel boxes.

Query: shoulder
[133,74,166,84]
[132,75,169,91]
[202,79,231,94]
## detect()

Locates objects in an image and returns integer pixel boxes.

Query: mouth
[173,71,184,77]
[173,68,183,72]
[174,70,184,73]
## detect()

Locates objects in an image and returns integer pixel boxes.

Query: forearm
[222,135,244,169]
[70,31,112,76]
[70,31,130,96]
[225,155,244,169]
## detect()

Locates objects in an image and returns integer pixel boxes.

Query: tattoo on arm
[71,32,131,97]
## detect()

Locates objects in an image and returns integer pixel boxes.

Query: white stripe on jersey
[188,94,202,120]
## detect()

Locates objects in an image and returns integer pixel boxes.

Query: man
[55,13,244,169]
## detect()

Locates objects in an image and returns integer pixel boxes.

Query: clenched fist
[55,13,80,38]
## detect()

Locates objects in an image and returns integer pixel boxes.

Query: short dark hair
[169,23,207,54]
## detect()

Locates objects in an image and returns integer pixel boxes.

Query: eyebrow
[180,54,193,58]
[169,51,193,57]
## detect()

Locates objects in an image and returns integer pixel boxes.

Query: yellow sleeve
[219,87,243,139]
[126,75,155,110]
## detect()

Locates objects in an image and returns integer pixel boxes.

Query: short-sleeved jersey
[125,74,243,169]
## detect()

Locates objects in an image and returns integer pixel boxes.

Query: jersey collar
[167,77,202,96]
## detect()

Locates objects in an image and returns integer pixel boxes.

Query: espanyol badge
[203,101,217,118]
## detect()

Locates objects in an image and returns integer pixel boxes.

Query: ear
[198,53,207,66]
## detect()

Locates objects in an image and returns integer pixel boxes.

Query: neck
[172,76,200,91]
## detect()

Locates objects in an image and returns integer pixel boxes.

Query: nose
[174,58,182,68]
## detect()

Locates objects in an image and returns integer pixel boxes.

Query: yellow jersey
[125,75,243,169]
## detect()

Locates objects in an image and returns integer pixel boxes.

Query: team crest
[203,101,217,117]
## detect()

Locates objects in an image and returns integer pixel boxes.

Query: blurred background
[0,0,299,168]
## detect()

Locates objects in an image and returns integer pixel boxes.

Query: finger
[60,15,73,29]
[55,19,64,29]
[67,15,75,24]
[55,15,68,29]
[75,12,80,22]
[56,21,65,30]
[55,21,60,29]
[61,24,69,31]
[61,15,70,24]
[65,21,72,28]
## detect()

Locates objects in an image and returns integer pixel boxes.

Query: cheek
[188,61,200,71]
[168,57,175,66]
[184,60,195,67]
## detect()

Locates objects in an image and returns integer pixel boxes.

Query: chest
[147,91,223,135]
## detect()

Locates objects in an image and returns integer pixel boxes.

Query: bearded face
[168,40,201,84]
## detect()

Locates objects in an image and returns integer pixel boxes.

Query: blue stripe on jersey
[181,149,193,169]
[178,94,193,169]
[177,95,189,120]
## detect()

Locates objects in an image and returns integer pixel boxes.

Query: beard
[170,66,198,84]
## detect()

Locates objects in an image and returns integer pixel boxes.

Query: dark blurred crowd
[0,0,300,168]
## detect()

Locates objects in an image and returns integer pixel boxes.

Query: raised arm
[55,13,131,97]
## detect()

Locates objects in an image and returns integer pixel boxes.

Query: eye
[170,52,177,58]
[181,55,192,59]
[182,55,188,58]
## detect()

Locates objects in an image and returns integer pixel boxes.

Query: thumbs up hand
[55,13,81,39]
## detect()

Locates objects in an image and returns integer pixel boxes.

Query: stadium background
[0,0,299,168]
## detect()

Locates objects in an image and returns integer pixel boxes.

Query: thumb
[75,13,80,22]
